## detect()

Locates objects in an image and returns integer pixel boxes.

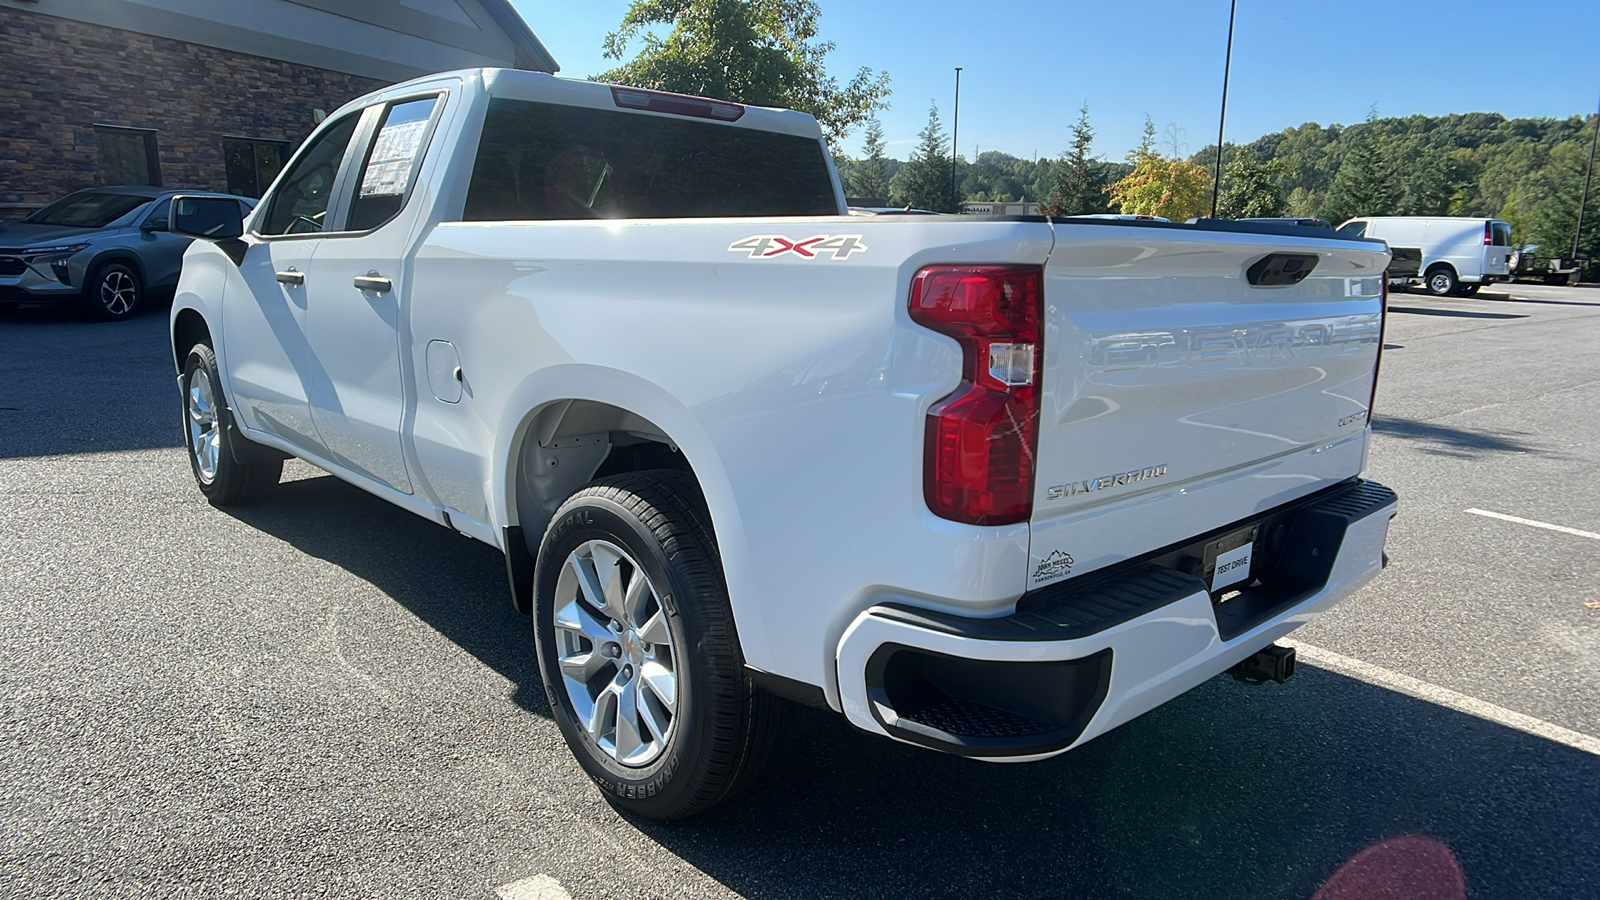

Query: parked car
[0,186,256,319]
[1336,216,1511,296]
[169,69,1397,820]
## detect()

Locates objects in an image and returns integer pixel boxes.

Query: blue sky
[514,0,1600,162]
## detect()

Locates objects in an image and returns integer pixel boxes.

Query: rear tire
[84,262,143,320]
[532,471,782,820]
[1425,265,1458,297]
[181,342,282,505]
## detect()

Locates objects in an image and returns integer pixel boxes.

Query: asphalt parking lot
[2,282,1599,899]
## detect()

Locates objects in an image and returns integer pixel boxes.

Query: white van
[1336,216,1512,296]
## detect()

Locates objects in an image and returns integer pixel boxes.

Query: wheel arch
[493,367,749,622]
[171,307,212,374]
[83,249,147,289]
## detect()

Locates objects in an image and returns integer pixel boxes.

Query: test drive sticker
[727,234,867,260]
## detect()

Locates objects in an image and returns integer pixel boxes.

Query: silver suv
[0,186,255,320]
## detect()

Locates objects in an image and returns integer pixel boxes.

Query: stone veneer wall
[0,5,387,210]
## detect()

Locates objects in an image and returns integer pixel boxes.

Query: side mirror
[170,195,243,241]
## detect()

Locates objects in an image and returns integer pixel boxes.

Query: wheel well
[507,400,702,613]
[172,309,211,373]
[1425,262,1456,276]
[86,250,146,287]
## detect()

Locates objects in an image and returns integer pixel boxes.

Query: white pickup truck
[169,68,1398,819]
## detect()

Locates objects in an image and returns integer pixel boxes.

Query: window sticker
[360,118,428,198]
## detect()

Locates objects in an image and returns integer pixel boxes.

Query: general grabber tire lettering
[532,471,783,820]
[181,342,282,506]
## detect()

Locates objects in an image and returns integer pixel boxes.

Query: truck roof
[338,67,826,141]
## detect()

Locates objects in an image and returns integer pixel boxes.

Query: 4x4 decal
[727,234,867,260]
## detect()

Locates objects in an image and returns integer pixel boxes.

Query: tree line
[836,104,1599,270]
[591,0,1595,272]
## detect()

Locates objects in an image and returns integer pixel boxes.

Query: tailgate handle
[1247,253,1318,286]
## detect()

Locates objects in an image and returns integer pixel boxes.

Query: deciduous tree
[599,0,890,143]
[1106,152,1211,221]
[1216,152,1285,219]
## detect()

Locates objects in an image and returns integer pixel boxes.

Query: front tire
[85,262,143,320]
[533,472,781,820]
[181,343,282,505]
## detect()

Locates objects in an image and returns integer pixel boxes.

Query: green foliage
[598,0,890,144]
[1216,151,1284,219]
[1107,152,1211,221]
[1320,111,1397,224]
[1041,103,1110,216]
[846,118,892,200]
[889,103,956,212]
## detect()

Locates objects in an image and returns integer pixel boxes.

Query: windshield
[25,192,156,228]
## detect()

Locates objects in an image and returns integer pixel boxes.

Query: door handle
[353,273,392,293]
[275,268,304,286]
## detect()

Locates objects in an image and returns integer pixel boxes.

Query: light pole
[1574,92,1598,262]
[1210,0,1237,219]
[952,67,962,213]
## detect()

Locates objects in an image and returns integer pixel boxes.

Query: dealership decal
[1032,550,1075,585]
[727,234,867,260]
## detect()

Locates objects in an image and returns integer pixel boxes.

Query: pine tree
[1041,102,1106,216]
[848,119,891,201]
[1322,110,1398,223]
[1137,114,1157,157]
[889,103,955,212]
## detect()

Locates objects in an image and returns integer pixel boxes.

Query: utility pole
[1210,0,1237,219]
[1575,92,1598,262]
[951,67,963,213]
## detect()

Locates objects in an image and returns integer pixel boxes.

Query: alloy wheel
[553,539,678,767]
[100,269,137,316]
[187,368,221,483]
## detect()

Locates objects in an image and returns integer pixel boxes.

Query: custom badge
[727,234,868,260]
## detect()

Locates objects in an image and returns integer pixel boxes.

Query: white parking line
[1284,639,1600,758]
[496,874,573,900]
[1465,508,1600,541]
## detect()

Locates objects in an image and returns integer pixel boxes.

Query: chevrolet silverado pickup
[168,68,1398,820]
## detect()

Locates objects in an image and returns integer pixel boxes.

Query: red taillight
[1484,222,1493,246]
[910,265,1043,525]
[1368,277,1387,422]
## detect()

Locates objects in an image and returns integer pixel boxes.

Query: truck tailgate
[1027,225,1388,588]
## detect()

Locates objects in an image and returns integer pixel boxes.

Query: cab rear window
[461,98,837,221]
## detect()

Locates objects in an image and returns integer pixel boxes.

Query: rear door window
[1491,221,1511,246]
[346,95,443,232]
[461,98,837,220]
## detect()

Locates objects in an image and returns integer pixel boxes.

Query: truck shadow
[217,470,1600,899]
[636,669,1600,899]
[1386,305,1527,320]
[1370,415,1547,459]
[220,472,552,718]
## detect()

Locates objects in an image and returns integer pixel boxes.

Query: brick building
[0,0,556,214]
